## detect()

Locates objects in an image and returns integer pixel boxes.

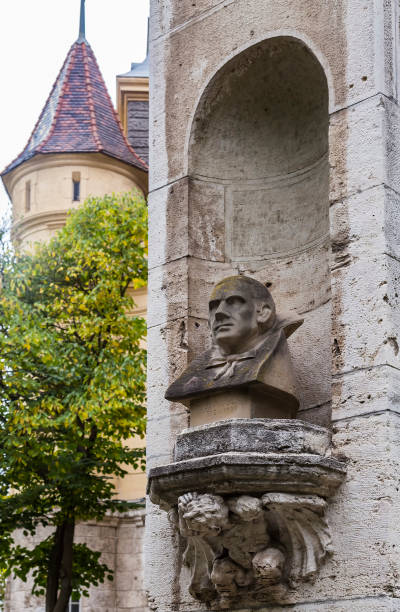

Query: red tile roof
[2,40,148,176]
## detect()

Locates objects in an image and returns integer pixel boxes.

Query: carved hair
[210,276,276,332]
[181,493,229,535]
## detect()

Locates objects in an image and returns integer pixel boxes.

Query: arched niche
[188,37,331,425]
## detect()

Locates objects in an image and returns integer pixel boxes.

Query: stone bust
[165,275,303,421]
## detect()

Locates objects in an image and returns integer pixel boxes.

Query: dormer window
[72,172,81,202]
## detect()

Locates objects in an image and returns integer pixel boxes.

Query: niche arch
[187,36,332,424]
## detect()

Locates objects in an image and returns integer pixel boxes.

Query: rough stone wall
[146,0,400,610]
[4,510,148,612]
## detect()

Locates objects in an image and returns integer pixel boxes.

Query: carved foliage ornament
[169,491,332,609]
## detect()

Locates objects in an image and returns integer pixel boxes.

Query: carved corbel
[171,491,335,609]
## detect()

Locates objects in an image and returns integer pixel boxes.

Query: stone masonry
[146,0,400,610]
[4,509,147,612]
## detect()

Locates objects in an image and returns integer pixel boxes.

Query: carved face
[211,558,241,595]
[208,277,275,355]
[181,494,229,537]
[252,547,285,585]
[228,495,264,522]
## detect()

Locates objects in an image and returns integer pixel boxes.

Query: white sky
[0,0,150,216]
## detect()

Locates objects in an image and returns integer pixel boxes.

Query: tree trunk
[53,521,75,612]
[45,520,75,612]
[45,525,64,612]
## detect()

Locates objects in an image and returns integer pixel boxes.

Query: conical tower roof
[2,35,148,176]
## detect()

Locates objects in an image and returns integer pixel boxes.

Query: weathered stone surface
[174,419,331,461]
[148,452,346,509]
[331,253,400,375]
[149,0,390,190]
[148,1,400,610]
[172,491,333,609]
[148,178,189,270]
[332,364,400,421]
[330,184,400,263]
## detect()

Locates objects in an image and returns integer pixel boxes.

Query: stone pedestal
[190,390,297,427]
[148,419,345,609]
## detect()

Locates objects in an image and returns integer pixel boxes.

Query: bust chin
[165,275,303,425]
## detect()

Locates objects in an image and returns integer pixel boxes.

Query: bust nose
[215,301,229,320]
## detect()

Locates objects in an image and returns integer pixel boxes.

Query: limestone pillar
[146,1,400,610]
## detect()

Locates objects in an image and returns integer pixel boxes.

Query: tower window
[25,181,31,212]
[72,172,81,201]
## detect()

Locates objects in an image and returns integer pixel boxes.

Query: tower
[1,0,147,249]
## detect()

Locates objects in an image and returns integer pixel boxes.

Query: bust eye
[226,296,245,306]
[209,300,219,312]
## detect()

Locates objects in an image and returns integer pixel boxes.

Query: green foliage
[0,192,147,604]
[5,538,111,598]
[0,566,6,611]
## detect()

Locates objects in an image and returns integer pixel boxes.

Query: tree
[0,191,147,612]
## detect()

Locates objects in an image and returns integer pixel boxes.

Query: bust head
[208,276,276,356]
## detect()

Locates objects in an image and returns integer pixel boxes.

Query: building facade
[146,0,400,610]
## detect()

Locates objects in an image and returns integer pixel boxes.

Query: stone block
[312,413,400,598]
[144,503,183,608]
[149,178,225,269]
[148,178,189,270]
[147,258,189,328]
[298,401,332,429]
[174,419,331,461]
[330,184,400,264]
[330,95,400,204]
[188,178,225,262]
[289,300,332,415]
[332,364,400,421]
[116,569,144,591]
[149,452,345,508]
[116,552,143,573]
[147,319,191,412]
[331,253,400,374]
[116,587,148,608]
[147,316,213,407]
[234,240,331,315]
[147,411,189,470]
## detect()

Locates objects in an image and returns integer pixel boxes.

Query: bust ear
[256,303,272,325]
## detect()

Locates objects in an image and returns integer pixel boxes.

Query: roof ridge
[89,47,148,170]
[37,43,79,153]
[1,43,75,175]
[82,42,102,150]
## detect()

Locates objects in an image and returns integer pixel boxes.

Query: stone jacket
[165,317,302,411]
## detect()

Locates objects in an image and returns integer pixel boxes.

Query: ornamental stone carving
[168,491,333,609]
